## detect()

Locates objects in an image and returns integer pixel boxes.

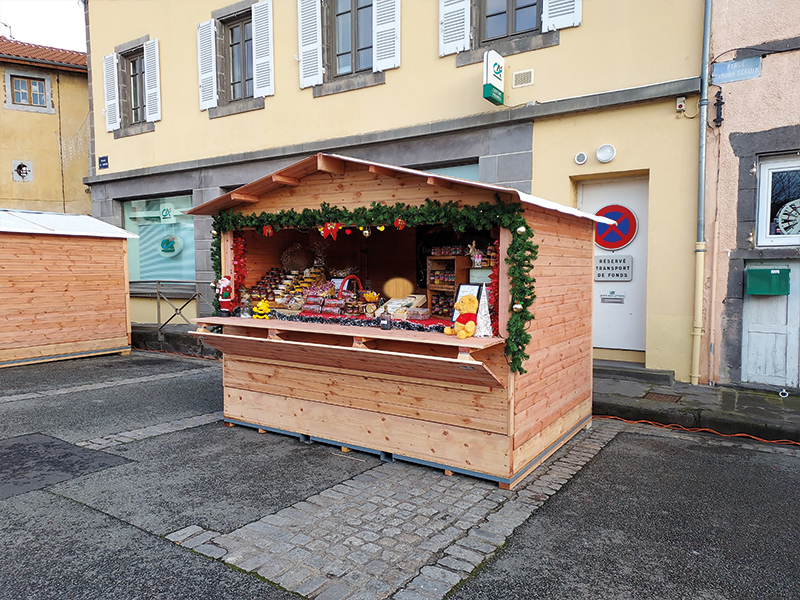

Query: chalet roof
[187,153,614,225]
[0,36,87,72]
[0,209,137,239]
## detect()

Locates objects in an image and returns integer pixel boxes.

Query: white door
[741,261,800,388]
[579,178,649,351]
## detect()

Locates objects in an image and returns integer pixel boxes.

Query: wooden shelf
[427,255,472,317]
[192,317,506,390]
[194,316,502,350]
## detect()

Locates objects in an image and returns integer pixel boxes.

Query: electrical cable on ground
[594,415,800,447]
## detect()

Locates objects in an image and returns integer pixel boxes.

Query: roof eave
[0,54,87,73]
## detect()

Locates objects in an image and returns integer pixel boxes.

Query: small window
[126,50,146,124]
[333,0,373,76]
[757,156,800,247]
[482,0,540,43]
[226,14,254,100]
[11,76,47,107]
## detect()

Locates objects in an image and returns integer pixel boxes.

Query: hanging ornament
[394,218,406,231]
[516,225,527,235]
[513,303,523,312]
[345,228,352,235]
[263,225,273,237]
[362,227,372,238]
[211,229,218,236]
[322,222,341,240]
[377,225,385,232]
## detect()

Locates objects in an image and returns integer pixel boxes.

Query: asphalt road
[451,431,800,599]
[1,351,799,600]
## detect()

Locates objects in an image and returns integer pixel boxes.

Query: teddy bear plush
[444,294,479,339]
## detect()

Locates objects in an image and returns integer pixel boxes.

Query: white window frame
[756,155,800,247]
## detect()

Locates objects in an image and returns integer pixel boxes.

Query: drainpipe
[690,0,713,385]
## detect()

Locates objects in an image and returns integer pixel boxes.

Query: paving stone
[234,552,272,572]
[420,565,463,587]
[438,556,475,574]
[348,550,372,565]
[295,575,329,597]
[165,525,203,543]
[194,544,227,559]
[394,588,434,600]
[469,528,505,546]
[444,544,484,566]
[456,535,498,554]
[409,575,452,597]
[274,565,315,590]
[324,559,350,577]
[315,581,355,600]
[181,530,219,549]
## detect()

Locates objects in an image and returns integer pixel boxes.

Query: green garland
[211,197,537,373]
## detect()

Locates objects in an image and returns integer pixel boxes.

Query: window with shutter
[298,0,323,88]
[444,0,578,66]
[373,0,400,72]
[143,39,161,122]
[197,19,218,110]
[102,53,121,132]
[439,0,470,57]
[307,0,398,96]
[105,36,158,137]
[252,0,275,98]
[541,0,581,32]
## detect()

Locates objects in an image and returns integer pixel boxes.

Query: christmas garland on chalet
[211,196,538,373]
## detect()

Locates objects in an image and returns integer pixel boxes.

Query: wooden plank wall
[224,353,510,435]
[242,164,514,216]
[0,233,130,360]
[511,208,595,465]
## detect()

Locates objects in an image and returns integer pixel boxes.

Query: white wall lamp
[596,144,616,163]
[574,152,588,165]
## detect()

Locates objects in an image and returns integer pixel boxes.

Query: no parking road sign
[595,204,638,250]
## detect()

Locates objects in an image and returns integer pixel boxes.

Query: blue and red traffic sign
[595,205,638,250]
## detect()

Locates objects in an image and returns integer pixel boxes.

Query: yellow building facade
[86,0,706,381]
[0,37,90,214]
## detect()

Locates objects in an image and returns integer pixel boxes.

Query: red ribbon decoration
[322,222,341,240]
[394,218,406,230]
[262,224,273,237]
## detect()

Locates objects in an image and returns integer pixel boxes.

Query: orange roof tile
[0,36,86,71]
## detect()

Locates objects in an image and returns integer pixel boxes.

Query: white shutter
[297,0,323,88]
[102,53,120,132]
[373,0,400,72]
[542,0,582,32]
[143,38,162,122]
[197,19,217,110]
[252,0,275,97]
[439,0,470,57]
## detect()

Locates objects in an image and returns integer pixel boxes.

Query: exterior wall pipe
[690,0,713,385]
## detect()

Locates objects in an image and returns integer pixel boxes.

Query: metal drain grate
[644,392,682,403]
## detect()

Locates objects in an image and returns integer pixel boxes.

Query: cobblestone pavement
[162,419,627,600]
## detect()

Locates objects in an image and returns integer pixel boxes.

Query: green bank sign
[482,50,504,106]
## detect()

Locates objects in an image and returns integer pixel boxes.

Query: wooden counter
[192,316,590,488]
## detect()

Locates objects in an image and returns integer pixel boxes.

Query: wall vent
[512,69,534,88]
